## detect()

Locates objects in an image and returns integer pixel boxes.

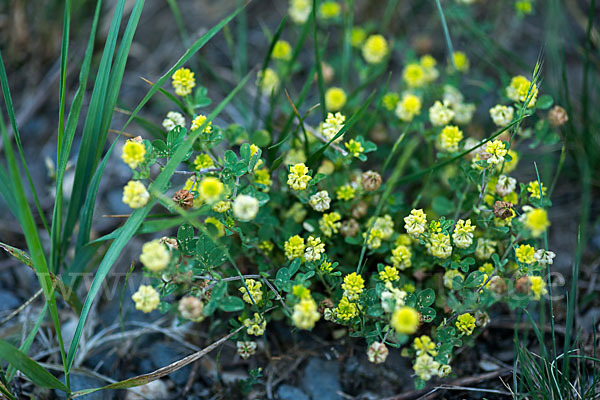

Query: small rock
[125,379,169,399]
[301,358,342,400]
[0,289,20,312]
[55,374,114,400]
[277,384,309,400]
[149,342,191,386]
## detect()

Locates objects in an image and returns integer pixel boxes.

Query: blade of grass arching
[307,89,377,166]
[62,0,127,250]
[65,69,252,373]
[434,0,456,69]
[6,304,48,382]
[91,0,145,180]
[0,52,49,234]
[57,0,71,163]
[356,137,420,274]
[0,164,19,222]
[312,0,326,121]
[0,113,69,388]
[251,15,286,130]
[0,338,69,392]
[51,0,102,274]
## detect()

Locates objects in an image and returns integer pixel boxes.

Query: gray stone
[149,342,191,386]
[0,289,20,312]
[301,358,342,400]
[277,384,309,400]
[55,374,114,400]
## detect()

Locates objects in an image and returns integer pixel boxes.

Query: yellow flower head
[526,181,547,199]
[288,0,312,24]
[287,163,312,190]
[523,208,550,237]
[455,313,476,335]
[379,265,400,282]
[391,306,420,334]
[140,239,170,272]
[172,67,196,97]
[132,285,160,313]
[344,139,364,158]
[272,40,292,61]
[292,296,321,329]
[325,87,347,111]
[395,93,422,122]
[191,114,212,134]
[198,177,224,202]
[319,1,341,19]
[351,27,367,47]
[205,216,225,237]
[515,244,536,264]
[437,125,463,152]
[452,51,470,72]
[403,63,426,88]
[335,296,360,320]
[529,276,547,300]
[362,34,388,64]
[391,245,412,270]
[255,168,272,187]
[121,139,146,169]
[284,235,305,260]
[507,75,538,107]
[194,154,214,170]
[244,313,266,336]
[319,212,342,237]
[443,269,464,290]
[257,68,280,96]
[382,92,400,111]
[122,180,149,209]
[404,208,427,237]
[240,279,263,304]
[427,233,453,258]
[413,335,437,356]
[336,184,356,201]
[342,272,365,300]
[484,140,508,165]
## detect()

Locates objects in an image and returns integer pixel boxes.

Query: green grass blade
[65,69,252,373]
[312,0,326,121]
[57,0,70,162]
[0,338,68,392]
[6,305,48,382]
[434,0,455,68]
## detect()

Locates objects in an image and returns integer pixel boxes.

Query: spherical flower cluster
[414,335,437,356]
[452,51,469,72]
[452,102,476,125]
[364,215,394,249]
[319,212,342,237]
[484,140,508,165]
[121,138,146,169]
[236,341,257,359]
[171,67,196,96]
[191,114,212,134]
[287,163,312,190]
[475,238,497,259]
[362,34,388,64]
[140,239,170,272]
[378,265,400,282]
[240,279,263,304]
[344,139,364,157]
[452,219,475,248]
[527,181,547,199]
[506,75,538,107]
[443,269,465,290]
[178,296,204,321]
[198,177,224,202]
[194,154,214,170]
[380,281,408,313]
[342,272,365,300]
[391,306,419,334]
[367,342,389,364]
[233,195,259,221]
[403,63,426,88]
[292,296,321,329]
[213,200,231,213]
[288,0,312,24]
[420,54,439,82]
[437,125,463,152]
[529,276,547,300]
[244,313,266,336]
[122,180,149,209]
[404,209,427,237]
[534,249,555,265]
[427,233,453,258]
[257,68,280,96]
[522,207,550,237]
[284,235,305,260]
[325,87,347,111]
[395,93,422,122]
[516,244,536,264]
[391,245,412,270]
[489,104,514,127]
[319,1,341,19]
[429,100,455,126]
[272,39,292,61]
[162,111,186,132]
[132,285,160,313]
[496,175,517,196]
[304,236,325,262]
[351,27,366,47]
[382,92,400,111]
[336,184,356,201]
[321,112,346,142]
[335,296,359,321]
[456,313,476,335]
[413,354,445,381]
[254,168,272,187]
[309,190,331,212]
